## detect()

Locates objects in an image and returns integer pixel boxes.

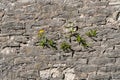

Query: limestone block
[17,0,35,3]
[40,68,60,79]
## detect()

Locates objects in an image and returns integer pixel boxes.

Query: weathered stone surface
[74,58,87,65]
[88,74,111,80]
[40,68,60,79]
[75,65,98,73]
[98,64,120,72]
[0,0,120,80]
[0,3,6,10]
[112,72,120,79]
[17,0,35,3]
[89,57,116,65]
[104,50,120,58]
[1,47,15,55]
[64,72,76,80]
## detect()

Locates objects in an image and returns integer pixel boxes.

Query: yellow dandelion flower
[39,29,45,34]
[38,29,45,37]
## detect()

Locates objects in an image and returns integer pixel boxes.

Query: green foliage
[86,29,97,37]
[38,29,57,49]
[48,39,57,50]
[76,34,82,44]
[60,41,71,52]
[39,37,48,48]
[39,37,57,50]
[76,34,88,47]
[38,25,99,52]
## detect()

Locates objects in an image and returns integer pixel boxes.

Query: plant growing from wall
[37,24,98,52]
[39,37,48,48]
[48,39,57,50]
[69,26,79,43]
[75,34,88,48]
[38,29,48,48]
[38,29,45,38]
[38,29,57,49]
[60,41,72,52]
[86,29,97,37]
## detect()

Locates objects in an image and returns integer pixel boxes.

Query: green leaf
[39,37,48,48]
[86,29,97,37]
[60,41,71,52]
[48,39,57,50]
[75,34,88,48]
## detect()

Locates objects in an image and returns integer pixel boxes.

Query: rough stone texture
[0,0,120,80]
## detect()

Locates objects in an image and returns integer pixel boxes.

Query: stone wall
[0,0,120,80]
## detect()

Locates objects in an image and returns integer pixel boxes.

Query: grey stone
[14,36,28,43]
[95,1,109,6]
[1,22,25,35]
[91,15,106,25]
[115,45,120,50]
[104,50,120,58]
[20,46,42,56]
[19,14,35,20]
[112,72,120,79]
[0,3,6,10]
[109,1,120,6]
[17,0,35,3]
[40,68,60,79]
[116,58,120,65]
[106,33,120,39]
[75,65,98,73]
[32,19,51,26]
[89,57,116,65]
[113,11,120,21]
[88,74,111,80]
[0,12,4,21]
[74,51,99,58]
[106,38,120,48]
[74,59,87,65]
[49,18,65,27]
[99,65,118,72]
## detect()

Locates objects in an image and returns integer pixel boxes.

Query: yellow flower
[39,29,45,34]
[38,29,45,37]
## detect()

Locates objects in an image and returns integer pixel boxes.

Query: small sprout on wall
[81,39,88,48]
[48,39,57,50]
[39,38,57,49]
[38,29,57,49]
[39,37,48,48]
[38,29,48,48]
[76,34,88,48]
[86,29,97,37]
[60,41,72,52]
[69,26,79,43]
